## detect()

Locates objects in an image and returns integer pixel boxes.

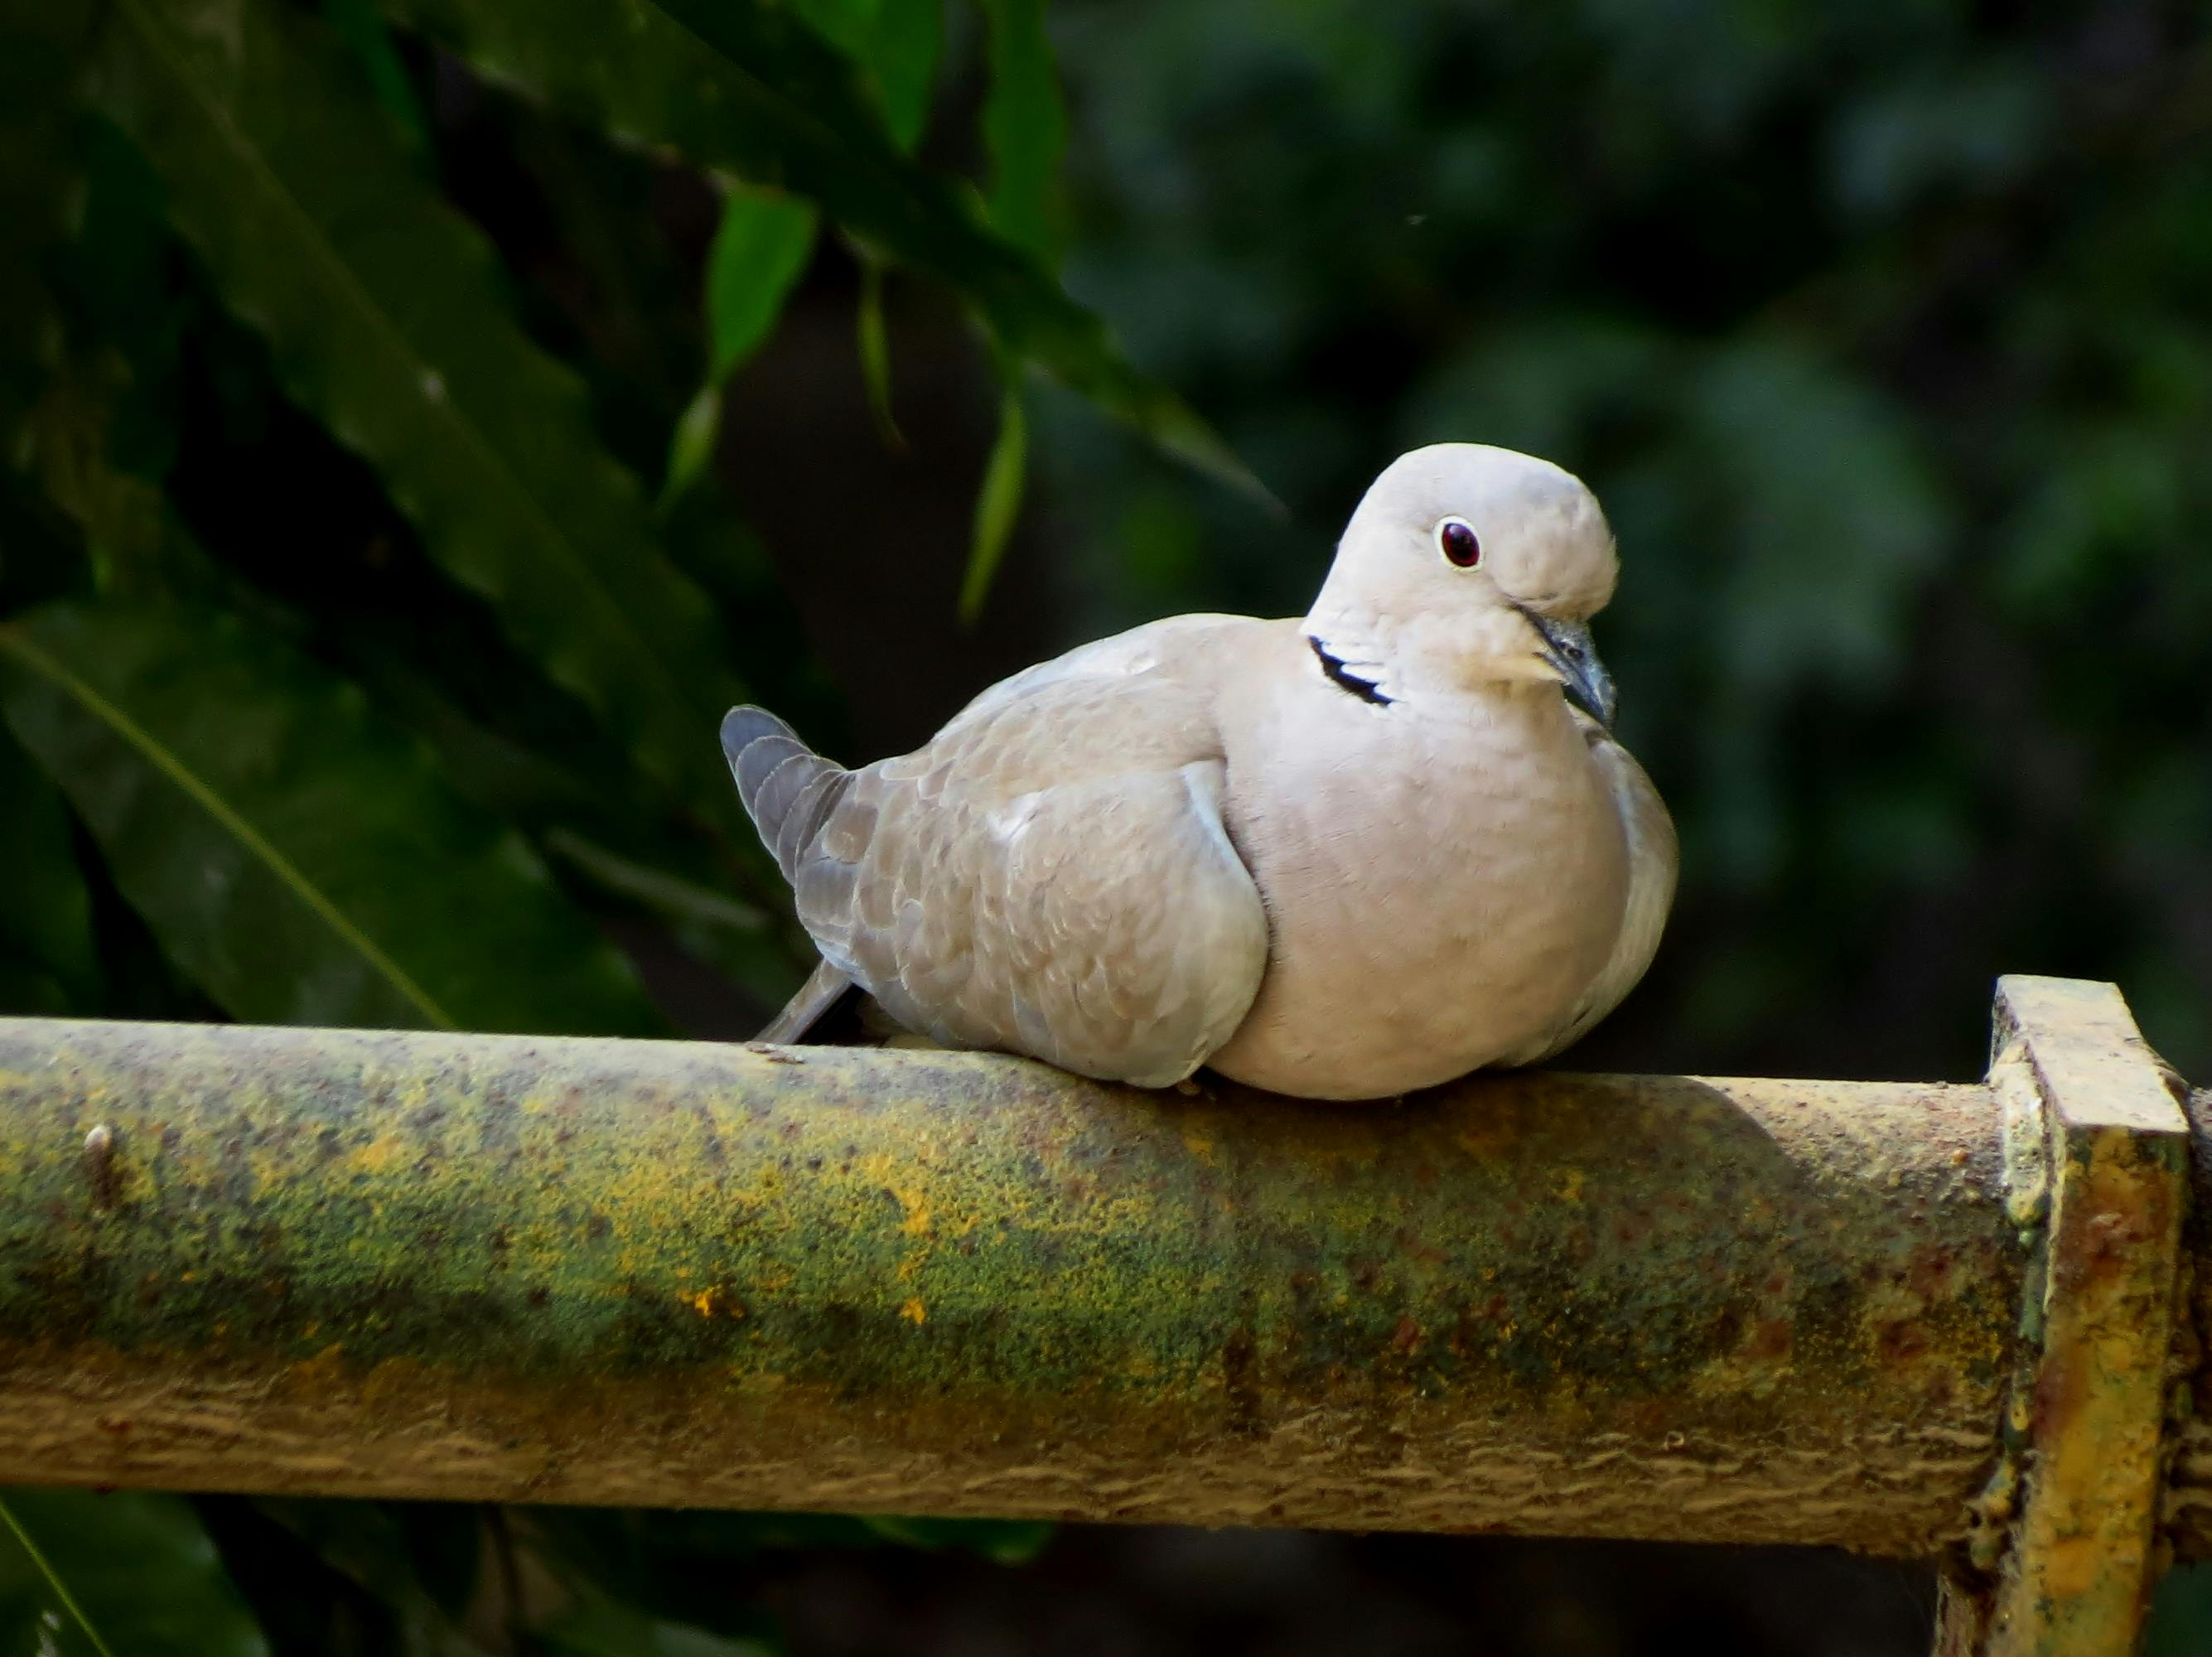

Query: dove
[721,442,1675,1099]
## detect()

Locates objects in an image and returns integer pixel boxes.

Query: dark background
[3,0,2210,1650]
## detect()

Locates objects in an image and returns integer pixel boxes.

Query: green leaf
[0,720,99,1010]
[546,828,767,935]
[660,185,815,506]
[372,0,1266,504]
[865,0,941,153]
[977,0,1064,259]
[659,384,725,510]
[790,0,938,153]
[0,601,664,1036]
[540,1604,775,1657]
[861,1515,1055,1565]
[320,0,433,159]
[708,188,819,380]
[855,255,904,450]
[0,1488,268,1657]
[958,382,1027,623]
[86,0,751,822]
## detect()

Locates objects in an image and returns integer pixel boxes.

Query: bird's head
[1304,443,1620,725]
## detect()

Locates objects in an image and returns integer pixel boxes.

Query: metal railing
[0,975,2201,1656]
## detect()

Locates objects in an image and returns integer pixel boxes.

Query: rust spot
[1389,1316,1421,1355]
[1876,1318,1930,1365]
[1743,1318,1793,1363]
[1907,1244,1955,1299]
[1220,1326,1261,1434]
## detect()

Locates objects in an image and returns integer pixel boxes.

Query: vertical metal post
[1936,977,2191,1656]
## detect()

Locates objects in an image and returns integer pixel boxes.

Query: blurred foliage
[1,0,1104,1645]
[1,0,2209,1648]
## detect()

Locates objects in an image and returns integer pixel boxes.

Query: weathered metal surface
[1935,977,2190,1657]
[0,1015,2021,1548]
[2163,1084,2212,1559]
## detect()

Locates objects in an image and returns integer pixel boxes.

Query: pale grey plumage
[722,443,1675,1099]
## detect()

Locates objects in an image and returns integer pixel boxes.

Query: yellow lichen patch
[688,1286,743,1320]
[856,1153,936,1237]
[1555,1169,1587,1204]
[899,1297,927,1325]
[352,1133,407,1176]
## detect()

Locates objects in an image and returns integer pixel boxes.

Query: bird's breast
[1209,676,1630,1098]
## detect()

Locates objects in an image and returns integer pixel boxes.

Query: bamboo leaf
[855,256,905,449]
[373,0,1266,503]
[545,828,767,934]
[958,383,1026,623]
[659,384,724,510]
[85,0,751,823]
[977,0,1063,261]
[0,601,664,1036]
[864,0,941,154]
[791,0,939,152]
[0,1489,268,1657]
[320,0,432,159]
[860,1515,1054,1564]
[708,189,820,380]
[659,186,814,505]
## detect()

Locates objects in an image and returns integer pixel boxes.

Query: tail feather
[756,957,855,1045]
[720,705,848,883]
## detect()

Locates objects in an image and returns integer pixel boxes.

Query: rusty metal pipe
[0,1014,2041,1553]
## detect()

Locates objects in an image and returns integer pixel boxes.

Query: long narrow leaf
[855,255,904,448]
[708,189,820,379]
[790,0,938,152]
[0,1489,268,1657]
[374,0,1265,503]
[864,0,941,152]
[86,0,751,822]
[977,0,1063,260]
[959,384,1026,622]
[0,602,664,1036]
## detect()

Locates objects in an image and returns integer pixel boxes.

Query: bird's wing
[788,616,1276,1088]
[1517,716,1677,1064]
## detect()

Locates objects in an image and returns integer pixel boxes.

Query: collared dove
[722,442,1675,1099]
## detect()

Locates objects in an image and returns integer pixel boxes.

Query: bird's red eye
[1438,519,1482,568]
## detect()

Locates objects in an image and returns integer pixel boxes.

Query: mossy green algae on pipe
[0,1017,2019,1549]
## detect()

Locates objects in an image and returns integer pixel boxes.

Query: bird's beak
[1527,613,1616,728]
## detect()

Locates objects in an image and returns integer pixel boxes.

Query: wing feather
[770,617,1276,1086]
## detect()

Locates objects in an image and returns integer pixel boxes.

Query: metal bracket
[1937,976,2191,1656]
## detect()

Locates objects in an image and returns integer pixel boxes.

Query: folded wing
[725,617,1274,1087]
